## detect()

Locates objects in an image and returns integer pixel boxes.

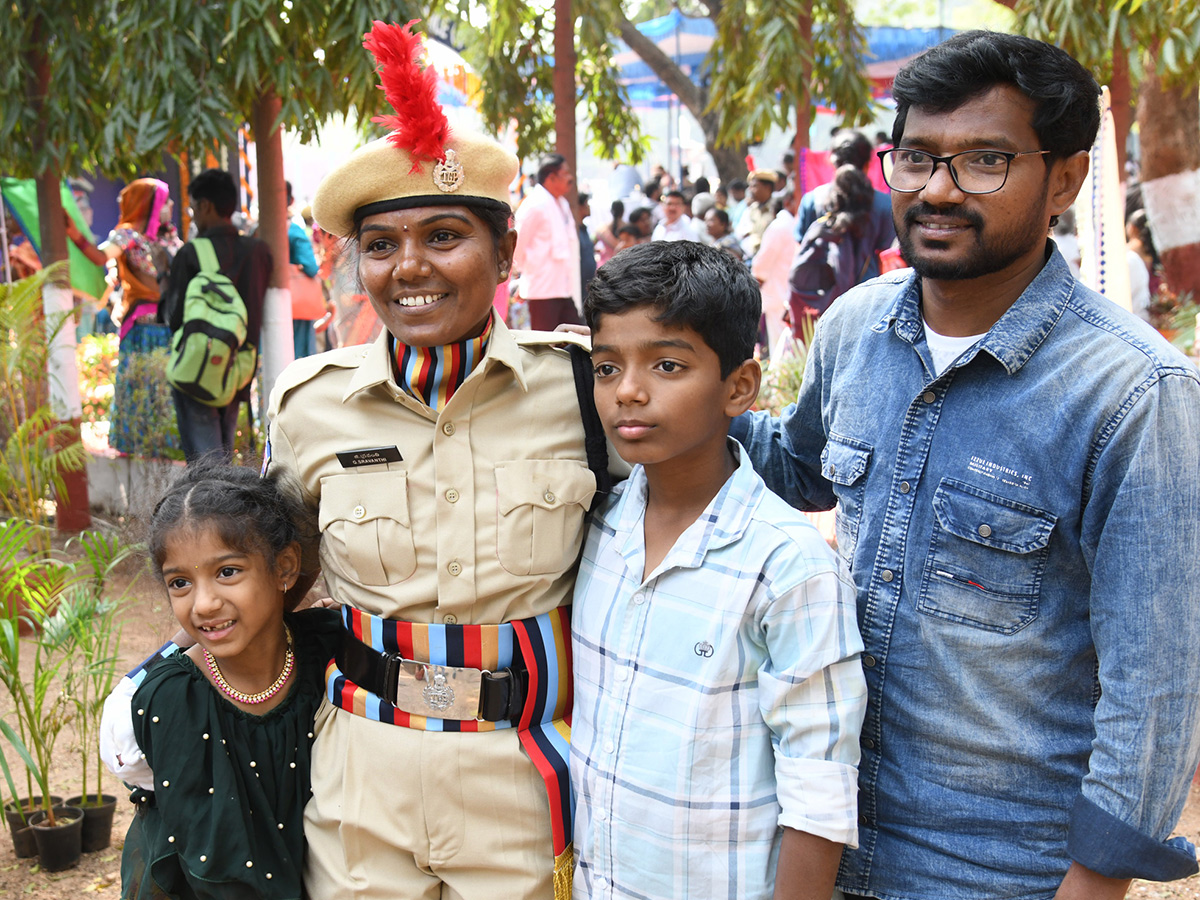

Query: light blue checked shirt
[571,442,866,900]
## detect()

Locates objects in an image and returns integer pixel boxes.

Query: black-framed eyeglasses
[877,148,1051,195]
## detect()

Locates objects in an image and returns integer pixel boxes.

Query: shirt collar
[603,441,766,577]
[343,314,530,403]
[873,242,1075,376]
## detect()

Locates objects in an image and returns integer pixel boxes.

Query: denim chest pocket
[821,436,872,565]
[318,471,417,586]
[919,479,1056,634]
[495,459,596,576]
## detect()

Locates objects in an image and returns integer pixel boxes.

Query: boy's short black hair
[586,241,761,379]
[891,30,1100,161]
[188,169,239,219]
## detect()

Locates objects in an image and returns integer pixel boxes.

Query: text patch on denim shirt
[967,454,1033,490]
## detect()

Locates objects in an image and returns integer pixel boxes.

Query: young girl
[120,464,339,900]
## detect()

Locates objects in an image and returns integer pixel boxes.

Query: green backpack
[167,238,258,407]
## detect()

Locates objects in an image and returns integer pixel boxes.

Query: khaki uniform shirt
[270,320,625,897]
[267,319,610,626]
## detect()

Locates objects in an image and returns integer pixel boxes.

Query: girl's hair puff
[148,464,314,585]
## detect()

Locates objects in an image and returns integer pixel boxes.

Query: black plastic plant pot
[64,794,118,853]
[29,806,83,872]
[7,821,36,859]
[5,796,64,859]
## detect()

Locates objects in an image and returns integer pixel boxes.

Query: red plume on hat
[363,20,451,174]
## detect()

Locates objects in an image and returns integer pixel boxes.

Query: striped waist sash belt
[327,605,574,898]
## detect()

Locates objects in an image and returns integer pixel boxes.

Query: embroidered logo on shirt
[967,455,1032,490]
[694,641,714,658]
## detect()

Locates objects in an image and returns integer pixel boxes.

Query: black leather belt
[337,633,526,723]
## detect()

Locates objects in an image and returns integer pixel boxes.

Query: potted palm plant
[0,719,81,870]
[0,561,81,869]
[59,530,139,852]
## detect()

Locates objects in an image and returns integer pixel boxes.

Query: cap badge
[433,149,465,193]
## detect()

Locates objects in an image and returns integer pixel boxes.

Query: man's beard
[897,201,1047,281]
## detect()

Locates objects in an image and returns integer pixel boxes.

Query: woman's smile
[357,206,515,347]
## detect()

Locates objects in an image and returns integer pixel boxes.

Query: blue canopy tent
[614,12,951,110]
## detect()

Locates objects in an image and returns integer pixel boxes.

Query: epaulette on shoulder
[513,329,591,353]
[269,346,367,413]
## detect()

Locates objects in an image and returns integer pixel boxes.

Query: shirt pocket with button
[821,435,873,566]
[494,459,596,576]
[918,478,1056,634]
[318,471,417,586]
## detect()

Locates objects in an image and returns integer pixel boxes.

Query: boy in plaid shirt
[571,241,867,899]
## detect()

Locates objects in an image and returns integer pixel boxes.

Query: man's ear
[724,358,761,419]
[1048,150,1090,221]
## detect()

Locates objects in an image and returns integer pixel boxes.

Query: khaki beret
[749,169,779,186]
[312,129,519,238]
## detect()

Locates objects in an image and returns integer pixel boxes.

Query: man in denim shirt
[733,31,1200,900]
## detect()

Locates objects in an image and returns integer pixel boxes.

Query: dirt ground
[0,537,178,898]
[0,535,1198,897]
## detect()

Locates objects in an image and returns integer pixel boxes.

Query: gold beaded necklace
[204,624,295,705]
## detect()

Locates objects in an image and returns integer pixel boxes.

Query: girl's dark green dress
[120,608,340,900]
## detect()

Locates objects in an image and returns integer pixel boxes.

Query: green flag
[0,177,107,301]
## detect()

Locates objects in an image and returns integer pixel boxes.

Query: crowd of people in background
[0,111,1178,456]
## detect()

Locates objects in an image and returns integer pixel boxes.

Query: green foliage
[1007,0,1200,85]
[1168,294,1198,357]
[858,0,1014,29]
[0,539,78,824]
[756,317,814,416]
[0,1,126,178]
[709,0,876,146]
[0,267,89,557]
[444,0,649,163]
[448,1,558,159]
[112,0,424,156]
[0,0,422,179]
[576,5,652,164]
[58,530,139,806]
[76,334,118,427]
[0,522,138,821]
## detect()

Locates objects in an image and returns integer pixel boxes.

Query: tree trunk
[793,9,814,191]
[29,25,89,531]
[614,13,748,186]
[1110,41,1131,184]
[251,87,294,416]
[1136,61,1200,302]
[554,0,578,204]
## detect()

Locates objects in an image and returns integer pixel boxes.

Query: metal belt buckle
[393,658,483,720]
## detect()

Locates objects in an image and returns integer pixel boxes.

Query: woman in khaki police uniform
[265,21,603,900]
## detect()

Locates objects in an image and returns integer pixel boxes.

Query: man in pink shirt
[513,154,583,330]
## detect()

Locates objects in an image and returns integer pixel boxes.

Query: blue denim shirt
[732,247,1200,899]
